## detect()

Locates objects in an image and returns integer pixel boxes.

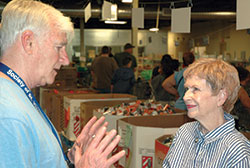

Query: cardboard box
[155,135,173,168]
[41,67,78,89]
[64,94,137,141]
[45,79,77,89]
[41,88,97,132]
[241,131,250,140]
[40,87,50,109]
[117,114,192,168]
[91,100,183,132]
[31,87,40,103]
[84,100,134,132]
[55,67,77,80]
[41,89,53,120]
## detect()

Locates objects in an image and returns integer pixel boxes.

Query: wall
[138,30,168,58]
[167,31,191,61]
[193,22,250,61]
[165,20,250,62]
[67,29,167,61]
[225,26,250,61]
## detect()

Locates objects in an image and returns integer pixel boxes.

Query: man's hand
[67,116,108,163]
[74,127,125,168]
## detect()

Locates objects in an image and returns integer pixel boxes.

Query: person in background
[151,57,179,79]
[151,66,160,80]
[172,59,180,71]
[231,66,250,130]
[0,0,124,167]
[91,46,118,93]
[108,46,114,58]
[151,54,175,101]
[111,56,135,94]
[114,43,137,71]
[163,58,250,167]
[162,52,195,110]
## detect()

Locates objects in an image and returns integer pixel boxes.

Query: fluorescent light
[105,20,127,24]
[122,0,133,3]
[149,28,159,32]
[110,4,117,20]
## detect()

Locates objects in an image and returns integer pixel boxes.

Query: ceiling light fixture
[122,0,133,3]
[149,3,160,32]
[149,28,159,32]
[105,20,127,24]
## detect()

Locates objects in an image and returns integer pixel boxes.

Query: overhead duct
[58,7,236,20]
[0,6,236,20]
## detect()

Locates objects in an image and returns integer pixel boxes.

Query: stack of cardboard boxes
[41,89,97,132]
[46,66,78,89]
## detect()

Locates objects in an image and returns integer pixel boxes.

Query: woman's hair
[235,66,249,82]
[183,52,195,66]
[0,0,74,54]
[184,58,240,113]
[172,59,180,71]
[161,54,174,78]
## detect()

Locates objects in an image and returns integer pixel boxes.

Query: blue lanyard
[0,62,68,162]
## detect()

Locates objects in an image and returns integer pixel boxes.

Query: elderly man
[0,0,124,167]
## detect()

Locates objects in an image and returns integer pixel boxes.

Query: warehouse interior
[0,0,249,168]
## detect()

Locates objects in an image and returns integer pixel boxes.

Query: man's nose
[60,47,70,66]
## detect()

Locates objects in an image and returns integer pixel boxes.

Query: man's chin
[39,78,55,87]
[46,79,55,86]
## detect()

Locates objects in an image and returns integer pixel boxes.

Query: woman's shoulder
[222,130,250,164]
[180,121,197,129]
[222,130,250,155]
[225,130,250,146]
[175,121,198,137]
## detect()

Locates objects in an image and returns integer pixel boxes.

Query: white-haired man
[0,0,124,167]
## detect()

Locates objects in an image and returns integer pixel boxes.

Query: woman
[162,52,195,110]
[232,66,250,130]
[151,54,175,101]
[163,58,250,167]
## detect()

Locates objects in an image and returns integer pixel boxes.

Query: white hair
[0,0,74,54]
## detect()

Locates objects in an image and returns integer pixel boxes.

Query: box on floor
[64,93,136,141]
[155,135,173,168]
[240,131,250,140]
[115,114,192,168]
[42,67,78,90]
[92,100,186,132]
[55,67,77,80]
[87,100,134,131]
[41,88,97,131]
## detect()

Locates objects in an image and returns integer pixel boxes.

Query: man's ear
[21,30,35,55]
[217,89,228,107]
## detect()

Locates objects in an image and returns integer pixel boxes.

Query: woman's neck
[199,111,226,135]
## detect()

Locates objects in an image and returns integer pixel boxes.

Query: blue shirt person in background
[111,56,135,94]
[0,0,124,167]
[163,58,250,167]
[162,52,195,111]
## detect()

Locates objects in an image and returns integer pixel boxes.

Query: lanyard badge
[0,62,68,162]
